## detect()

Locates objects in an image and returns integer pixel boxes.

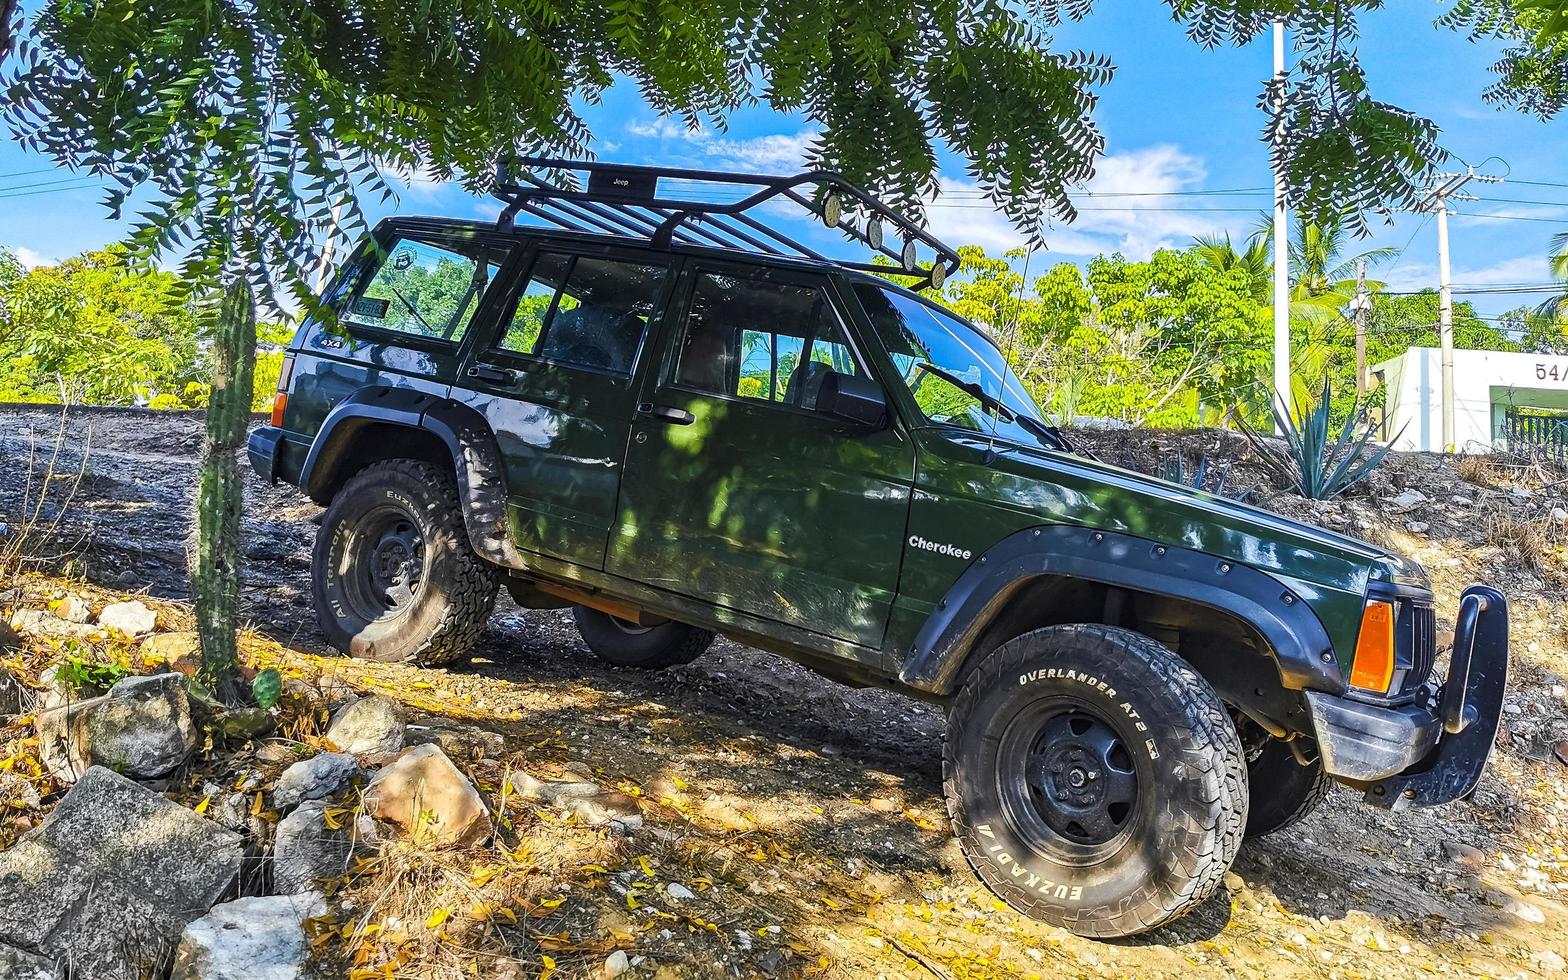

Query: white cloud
[925,144,1235,259]
[622,118,819,173]
[1451,254,1549,287]
[11,246,55,269]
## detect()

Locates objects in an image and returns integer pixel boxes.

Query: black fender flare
[899,524,1346,697]
[300,387,525,569]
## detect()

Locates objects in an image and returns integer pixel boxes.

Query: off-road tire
[312,459,498,665]
[1244,738,1331,837]
[943,624,1248,939]
[572,606,714,669]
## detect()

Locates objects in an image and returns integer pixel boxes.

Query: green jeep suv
[249,159,1509,938]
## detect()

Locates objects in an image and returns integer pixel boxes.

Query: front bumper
[1305,584,1509,808]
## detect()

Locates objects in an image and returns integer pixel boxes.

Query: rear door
[606,262,914,656]
[454,241,677,569]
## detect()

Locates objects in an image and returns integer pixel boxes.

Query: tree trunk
[194,280,256,705]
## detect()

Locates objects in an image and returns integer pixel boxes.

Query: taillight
[271,354,295,427]
[1349,600,1396,693]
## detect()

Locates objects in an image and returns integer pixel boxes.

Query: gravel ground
[4,404,1568,979]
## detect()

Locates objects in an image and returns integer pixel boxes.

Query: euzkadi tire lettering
[942,624,1247,939]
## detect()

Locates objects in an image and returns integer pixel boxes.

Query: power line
[0,182,99,200]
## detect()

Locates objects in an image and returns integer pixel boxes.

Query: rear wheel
[944,624,1247,938]
[312,459,498,665]
[572,606,714,670]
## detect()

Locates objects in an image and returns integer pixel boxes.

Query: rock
[0,772,41,810]
[1508,487,1533,503]
[1553,506,1568,525]
[665,882,696,901]
[1405,521,1430,534]
[218,705,275,740]
[364,744,491,847]
[171,892,324,980]
[140,632,203,675]
[1389,489,1428,510]
[1223,872,1245,893]
[8,609,100,641]
[564,794,642,833]
[604,950,631,978]
[1507,896,1547,924]
[1504,702,1523,716]
[273,800,354,894]
[36,673,195,782]
[274,752,360,811]
[508,771,605,805]
[1532,950,1567,974]
[325,695,405,760]
[98,600,158,636]
[257,741,302,766]
[404,718,505,760]
[52,595,90,624]
[1450,494,1474,507]
[0,943,56,980]
[1439,840,1486,874]
[0,766,242,978]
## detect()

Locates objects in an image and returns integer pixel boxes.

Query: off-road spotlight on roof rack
[492,157,961,290]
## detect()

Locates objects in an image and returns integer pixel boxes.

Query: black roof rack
[492,157,960,290]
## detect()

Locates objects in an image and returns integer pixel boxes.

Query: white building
[1375,347,1568,454]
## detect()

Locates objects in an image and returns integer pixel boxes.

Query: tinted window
[854,283,1047,443]
[344,237,508,342]
[495,252,667,375]
[676,272,860,411]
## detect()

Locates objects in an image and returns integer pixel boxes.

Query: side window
[674,272,861,411]
[493,252,667,375]
[343,237,508,342]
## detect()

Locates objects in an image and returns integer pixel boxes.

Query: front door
[455,243,676,569]
[607,263,914,656]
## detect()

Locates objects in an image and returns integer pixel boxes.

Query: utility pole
[1271,20,1291,419]
[1415,166,1501,451]
[1354,258,1368,396]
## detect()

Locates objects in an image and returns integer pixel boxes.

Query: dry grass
[0,407,91,582]
[1455,454,1502,488]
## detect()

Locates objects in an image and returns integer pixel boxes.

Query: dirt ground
[3,404,1568,979]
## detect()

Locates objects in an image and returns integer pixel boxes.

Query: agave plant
[1157,452,1252,502]
[1235,380,1399,500]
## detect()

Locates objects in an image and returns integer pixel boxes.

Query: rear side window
[674,271,861,411]
[493,252,668,375]
[343,236,509,342]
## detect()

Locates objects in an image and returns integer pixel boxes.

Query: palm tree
[1193,216,1401,408]
[1536,231,1568,323]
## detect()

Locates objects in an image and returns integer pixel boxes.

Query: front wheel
[943,624,1247,939]
[572,606,714,670]
[312,459,498,665]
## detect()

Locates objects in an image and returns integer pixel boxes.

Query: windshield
[854,283,1052,447]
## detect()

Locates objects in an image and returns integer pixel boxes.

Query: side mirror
[816,370,888,428]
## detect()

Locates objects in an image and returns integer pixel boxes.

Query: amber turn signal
[1349,600,1396,692]
[270,392,288,428]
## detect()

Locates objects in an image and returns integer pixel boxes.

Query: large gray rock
[273,752,360,811]
[272,799,353,895]
[0,766,243,979]
[35,673,195,783]
[0,943,57,980]
[170,893,324,980]
[325,695,405,760]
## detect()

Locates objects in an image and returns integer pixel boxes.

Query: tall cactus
[194,280,256,705]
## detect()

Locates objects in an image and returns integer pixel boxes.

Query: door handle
[467,364,517,385]
[637,402,695,425]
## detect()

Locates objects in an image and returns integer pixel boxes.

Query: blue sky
[1,5,1563,321]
